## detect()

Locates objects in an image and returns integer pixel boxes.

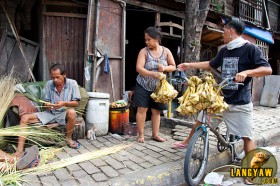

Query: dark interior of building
[125,5,182,91]
[269,39,280,75]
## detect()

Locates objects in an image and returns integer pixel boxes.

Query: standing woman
[134,27,176,143]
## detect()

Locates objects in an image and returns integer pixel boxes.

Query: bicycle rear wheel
[184,129,208,186]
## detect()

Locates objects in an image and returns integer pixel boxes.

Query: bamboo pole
[167,100,172,118]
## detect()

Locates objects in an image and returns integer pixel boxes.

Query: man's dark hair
[144,27,162,44]
[225,17,245,35]
[50,63,66,75]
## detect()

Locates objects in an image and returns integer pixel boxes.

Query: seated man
[14,63,81,158]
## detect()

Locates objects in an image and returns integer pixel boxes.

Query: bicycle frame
[196,77,244,149]
[195,109,210,170]
[195,109,242,163]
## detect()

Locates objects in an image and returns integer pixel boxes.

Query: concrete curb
[108,151,234,186]
[108,121,280,186]
[254,128,280,147]
[161,117,195,129]
[109,162,185,186]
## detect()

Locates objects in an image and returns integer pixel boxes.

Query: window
[256,39,269,60]
[235,0,263,27]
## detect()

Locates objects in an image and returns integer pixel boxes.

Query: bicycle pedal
[233,159,242,166]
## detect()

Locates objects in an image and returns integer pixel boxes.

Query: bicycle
[183,78,245,186]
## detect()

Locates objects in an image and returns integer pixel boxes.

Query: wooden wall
[268,0,280,33]
[42,15,86,86]
[224,0,235,16]
[41,0,87,86]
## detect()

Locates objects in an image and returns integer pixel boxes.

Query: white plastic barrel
[86,92,110,136]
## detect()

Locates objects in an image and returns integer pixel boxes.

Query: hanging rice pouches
[176,73,228,116]
[150,74,178,104]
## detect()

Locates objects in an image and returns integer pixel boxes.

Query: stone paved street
[21,105,280,186]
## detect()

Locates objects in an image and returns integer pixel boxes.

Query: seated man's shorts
[35,110,67,125]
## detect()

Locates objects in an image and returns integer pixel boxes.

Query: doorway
[125,5,154,91]
[125,5,182,91]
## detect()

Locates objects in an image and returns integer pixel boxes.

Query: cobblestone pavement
[22,105,280,186]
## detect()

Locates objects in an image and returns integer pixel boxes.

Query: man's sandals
[16,145,40,170]
[67,141,81,149]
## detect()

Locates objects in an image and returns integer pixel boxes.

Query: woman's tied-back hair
[50,63,66,75]
[225,17,245,35]
[144,27,162,44]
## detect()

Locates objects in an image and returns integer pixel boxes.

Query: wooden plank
[260,75,280,107]
[157,22,184,30]
[162,33,181,38]
[125,0,185,18]
[201,31,223,43]
[252,77,264,105]
[42,12,87,18]
[225,0,234,15]
[42,0,87,7]
[155,12,160,26]
[94,0,122,101]
[205,21,221,30]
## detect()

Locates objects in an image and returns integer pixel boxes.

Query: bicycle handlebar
[215,77,244,87]
[171,73,245,88]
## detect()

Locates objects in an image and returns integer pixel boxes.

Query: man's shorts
[222,102,253,140]
[35,110,67,125]
[133,82,167,110]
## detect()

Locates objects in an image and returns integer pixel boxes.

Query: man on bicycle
[174,16,272,156]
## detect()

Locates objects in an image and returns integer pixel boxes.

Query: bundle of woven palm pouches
[176,73,228,115]
[150,74,178,104]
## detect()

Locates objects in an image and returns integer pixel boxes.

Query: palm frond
[0,125,65,146]
[24,144,131,175]
[0,74,17,124]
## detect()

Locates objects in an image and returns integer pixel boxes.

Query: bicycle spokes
[184,130,208,186]
[190,136,205,176]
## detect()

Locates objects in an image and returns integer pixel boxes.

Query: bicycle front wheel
[184,129,209,186]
